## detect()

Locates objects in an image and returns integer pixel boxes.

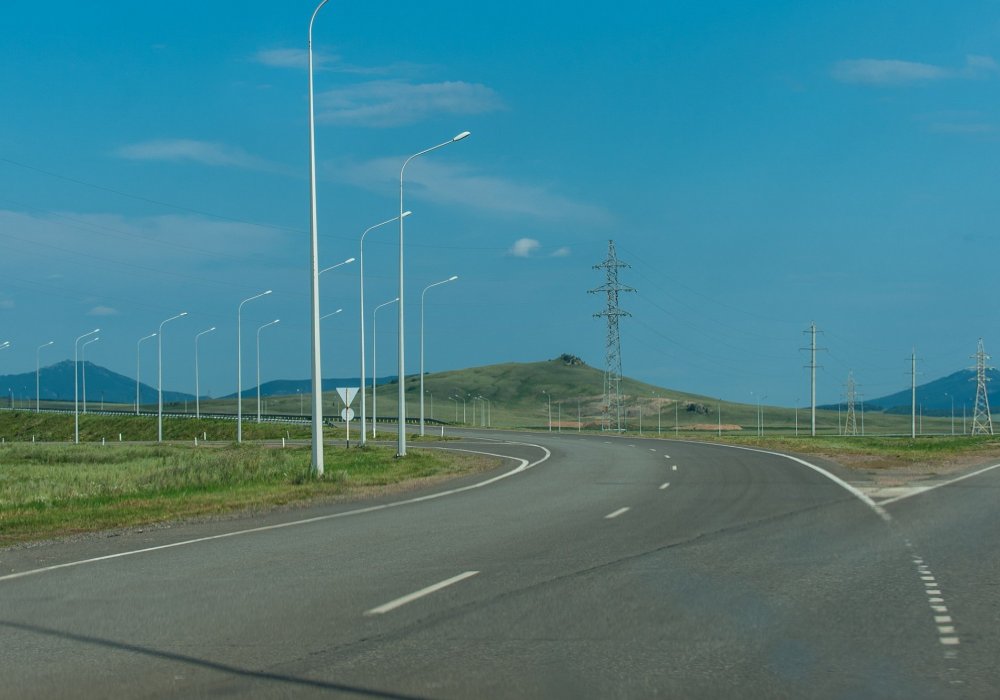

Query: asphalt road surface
[1,429,998,698]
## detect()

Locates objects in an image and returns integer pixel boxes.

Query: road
[1,430,997,698]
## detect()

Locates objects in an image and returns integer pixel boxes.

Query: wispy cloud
[253,49,423,77]
[551,247,571,258]
[115,139,267,169]
[917,110,999,136]
[341,158,611,225]
[87,305,119,316]
[831,55,999,85]
[509,238,541,257]
[317,80,504,127]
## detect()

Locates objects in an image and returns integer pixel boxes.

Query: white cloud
[551,247,571,258]
[340,157,612,225]
[115,139,265,169]
[255,48,323,70]
[318,80,504,127]
[253,49,420,77]
[87,306,119,316]
[831,55,999,86]
[509,238,541,257]
[831,59,951,85]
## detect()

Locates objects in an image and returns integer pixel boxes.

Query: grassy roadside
[0,410,340,443]
[0,443,499,545]
[684,433,1000,473]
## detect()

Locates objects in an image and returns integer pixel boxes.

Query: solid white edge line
[364,571,479,616]
[605,507,630,519]
[686,440,891,522]
[879,462,1000,506]
[0,441,551,584]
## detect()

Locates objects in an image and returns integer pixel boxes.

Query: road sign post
[337,387,359,447]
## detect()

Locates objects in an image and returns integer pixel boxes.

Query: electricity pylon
[844,371,858,436]
[589,240,634,432]
[971,338,993,436]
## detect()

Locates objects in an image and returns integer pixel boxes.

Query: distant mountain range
[0,361,398,404]
[221,376,399,400]
[822,369,1000,416]
[0,360,193,405]
[6,360,998,415]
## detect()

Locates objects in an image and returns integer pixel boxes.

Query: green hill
[195,354,955,436]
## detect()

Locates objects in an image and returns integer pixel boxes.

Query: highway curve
[1,430,995,698]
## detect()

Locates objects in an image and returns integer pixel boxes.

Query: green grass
[0,442,496,545]
[0,410,342,443]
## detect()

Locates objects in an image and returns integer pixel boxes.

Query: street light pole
[237,290,271,442]
[542,390,552,431]
[398,131,470,457]
[420,275,458,435]
[360,213,410,447]
[36,340,53,413]
[73,328,99,444]
[307,0,332,476]
[194,327,216,419]
[372,297,398,439]
[81,337,99,414]
[256,319,280,423]
[158,312,188,442]
[136,332,156,415]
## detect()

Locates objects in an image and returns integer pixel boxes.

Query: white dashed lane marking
[605,507,630,520]
[659,482,670,490]
[905,542,962,664]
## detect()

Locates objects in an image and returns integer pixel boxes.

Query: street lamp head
[344,257,356,264]
[452,131,471,142]
[401,210,413,219]
[448,275,459,282]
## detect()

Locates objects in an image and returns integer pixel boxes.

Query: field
[0,441,498,545]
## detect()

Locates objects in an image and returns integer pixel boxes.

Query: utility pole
[589,240,634,432]
[911,349,917,439]
[971,338,994,435]
[802,322,821,436]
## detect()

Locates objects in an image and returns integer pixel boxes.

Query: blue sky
[2,1,999,408]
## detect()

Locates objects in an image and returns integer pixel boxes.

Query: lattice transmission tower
[971,338,994,435]
[844,371,858,436]
[589,240,634,432]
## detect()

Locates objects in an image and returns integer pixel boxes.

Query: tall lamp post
[81,336,99,413]
[420,275,458,435]
[74,328,99,443]
[256,319,280,423]
[158,312,188,442]
[36,340,53,412]
[321,309,342,401]
[372,297,398,439]
[451,394,466,423]
[542,390,552,431]
[360,212,410,446]
[136,332,156,415]
[397,131,470,456]
[237,290,271,442]
[194,327,216,418]
[307,0,333,476]
[318,255,353,427]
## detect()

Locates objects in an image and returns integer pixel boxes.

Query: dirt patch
[814,450,1000,485]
